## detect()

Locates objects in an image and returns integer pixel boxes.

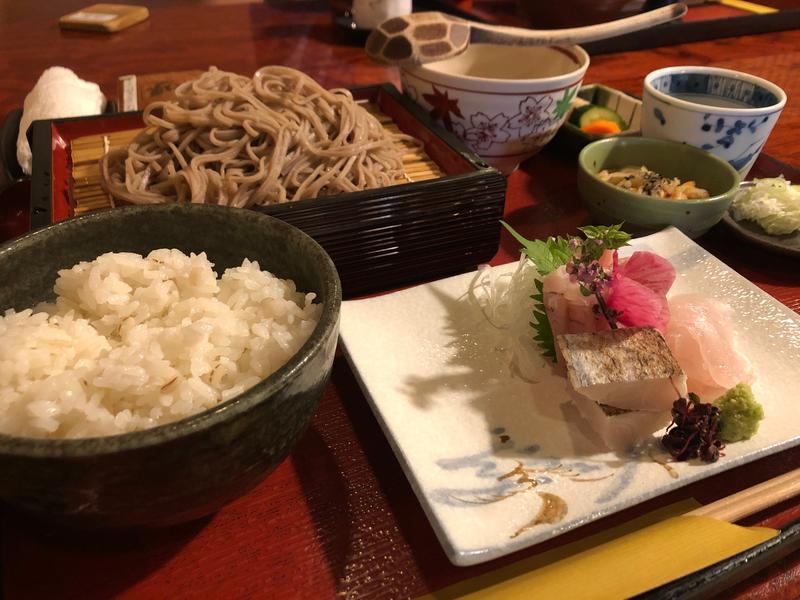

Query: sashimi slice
[606,275,670,333]
[598,249,615,271]
[569,391,672,451]
[664,294,754,399]
[557,327,688,412]
[542,266,607,339]
[616,251,676,296]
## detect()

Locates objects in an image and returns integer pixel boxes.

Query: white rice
[0,249,321,439]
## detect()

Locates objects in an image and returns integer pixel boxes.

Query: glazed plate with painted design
[339,227,800,566]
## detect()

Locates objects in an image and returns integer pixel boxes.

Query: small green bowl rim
[578,136,741,208]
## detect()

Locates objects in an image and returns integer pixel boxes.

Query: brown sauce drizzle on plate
[649,449,679,479]
[511,492,568,539]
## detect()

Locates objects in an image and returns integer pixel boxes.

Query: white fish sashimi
[569,392,671,451]
[542,266,607,341]
[664,294,754,399]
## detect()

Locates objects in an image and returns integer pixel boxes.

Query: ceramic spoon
[366,3,687,65]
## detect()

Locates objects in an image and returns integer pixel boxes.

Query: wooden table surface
[2,1,800,598]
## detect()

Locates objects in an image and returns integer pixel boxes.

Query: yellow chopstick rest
[425,504,777,600]
[717,0,778,14]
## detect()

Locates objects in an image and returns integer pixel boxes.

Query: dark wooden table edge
[430,1,800,56]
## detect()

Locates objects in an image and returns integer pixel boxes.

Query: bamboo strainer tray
[69,102,444,215]
[31,83,506,297]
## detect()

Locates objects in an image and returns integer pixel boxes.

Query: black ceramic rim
[0,204,342,457]
[722,211,800,258]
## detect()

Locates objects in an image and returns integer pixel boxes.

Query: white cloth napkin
[16,67,106,175]
[351,0,412,30]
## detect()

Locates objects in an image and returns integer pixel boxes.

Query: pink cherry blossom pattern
[464,112,512,150]
[508,96,554,134]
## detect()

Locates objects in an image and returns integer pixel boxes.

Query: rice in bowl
[0,249,321,438]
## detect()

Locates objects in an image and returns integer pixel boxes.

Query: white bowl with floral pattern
[401,44,590,174]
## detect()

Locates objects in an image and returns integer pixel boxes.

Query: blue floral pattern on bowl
[649,73,779,108]
[696,113,773,171]
[643,68,786,177]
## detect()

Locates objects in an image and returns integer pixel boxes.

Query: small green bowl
[577,137,740,238]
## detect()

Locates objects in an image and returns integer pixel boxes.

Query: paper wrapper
[16,67,106,175]
[423,500,777,599]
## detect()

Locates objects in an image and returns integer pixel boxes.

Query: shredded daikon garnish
[466,256,544,382]
[731,176,800,235]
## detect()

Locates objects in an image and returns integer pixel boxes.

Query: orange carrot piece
[581,120,622,135]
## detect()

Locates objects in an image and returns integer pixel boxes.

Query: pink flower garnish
[616,251,676,296]
[607,275,670,332]
[606,251,675,332]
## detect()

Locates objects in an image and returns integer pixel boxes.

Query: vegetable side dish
[570,104,629,135]
[731,176,800,235]
[598,166,710,200]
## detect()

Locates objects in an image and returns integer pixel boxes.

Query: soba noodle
[100,66,409,207]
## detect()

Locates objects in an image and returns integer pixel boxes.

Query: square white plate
[339,227,800,566]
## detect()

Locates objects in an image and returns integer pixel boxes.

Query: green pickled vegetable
[569,105,629,132]
[715,383,764,443]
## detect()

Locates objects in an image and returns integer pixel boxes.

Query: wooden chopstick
[688,468,800,523]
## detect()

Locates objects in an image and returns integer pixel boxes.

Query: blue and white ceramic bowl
[642,66,786,177]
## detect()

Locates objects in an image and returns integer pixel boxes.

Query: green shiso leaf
[501,220,631,363]
[501,221,575,361]
[532,313,556,360]
[578,224,631,259]
[501,221,572,276]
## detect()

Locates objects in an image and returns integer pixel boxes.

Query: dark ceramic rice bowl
[0,204,341,528]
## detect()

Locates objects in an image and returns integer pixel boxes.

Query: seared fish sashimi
[557,327,688,413]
